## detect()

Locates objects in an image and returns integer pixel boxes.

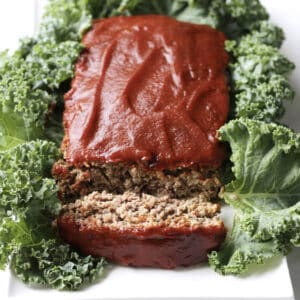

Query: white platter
[0,0,298,299]
[0,257,294,300]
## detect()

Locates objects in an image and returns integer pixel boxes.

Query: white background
[0,0,299,299]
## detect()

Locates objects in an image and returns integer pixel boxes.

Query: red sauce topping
[63,15,229,169]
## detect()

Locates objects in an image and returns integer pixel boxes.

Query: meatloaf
[54,14,229,268]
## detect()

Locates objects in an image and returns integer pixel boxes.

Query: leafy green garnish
[0,42,82,149]
[0,54,52,147]
[38,0,92,42]
[226,25,295,122]
[209,119,300,275]
[0,140,60,218]
[11,239,106,290]
[0,140,106,289]
[224,0,268,36]
[245,21,285,48]
[0,0,90,150]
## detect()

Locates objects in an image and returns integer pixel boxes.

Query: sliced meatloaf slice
[52,160,222,203]
[57,191,226,269]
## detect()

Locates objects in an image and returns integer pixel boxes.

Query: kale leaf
[209,119,300,275]
[84,0,227,28]
[0,0,89,150]
[224,0,268,36]
[0,140,106,289]
[10,238,106,290]
[226,27,295,122]
[38,0,92,42]
[245,21,285,48]
[0,42,81,149]
[0,54,52,148]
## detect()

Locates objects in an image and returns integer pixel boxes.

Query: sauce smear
[63,15,229,169]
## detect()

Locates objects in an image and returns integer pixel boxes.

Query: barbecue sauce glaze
[63,15,229,170]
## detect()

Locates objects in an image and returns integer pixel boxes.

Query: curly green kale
[38,0,92,42]
[226,26,295,122]
[167,0,227,28]
[82,0,227,28]
[0,55,52,148]
[232,75,294,121]
[209,119,300,275]
[0,0,91,150]
[0,140,59,269]
[0,42,81,149]
[0,140,60,217]
[245,21,285,48]
[116,0,268,31]
[11,239,106,290]
[0,140,106,290]
[209,216,280,276]
[224,0,268,35]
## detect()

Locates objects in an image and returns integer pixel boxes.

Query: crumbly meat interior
[53,160,222,203]
[61,190,222,230]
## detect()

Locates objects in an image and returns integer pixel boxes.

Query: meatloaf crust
[58,191,226,269]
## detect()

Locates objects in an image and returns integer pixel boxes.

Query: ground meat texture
[52,160,222,203]
[57,191,226,269]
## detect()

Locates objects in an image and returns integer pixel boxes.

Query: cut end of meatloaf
[52,160,222,203]
[57,191,226,269]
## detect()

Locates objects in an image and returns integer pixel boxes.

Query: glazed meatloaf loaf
[53,14,229,268]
